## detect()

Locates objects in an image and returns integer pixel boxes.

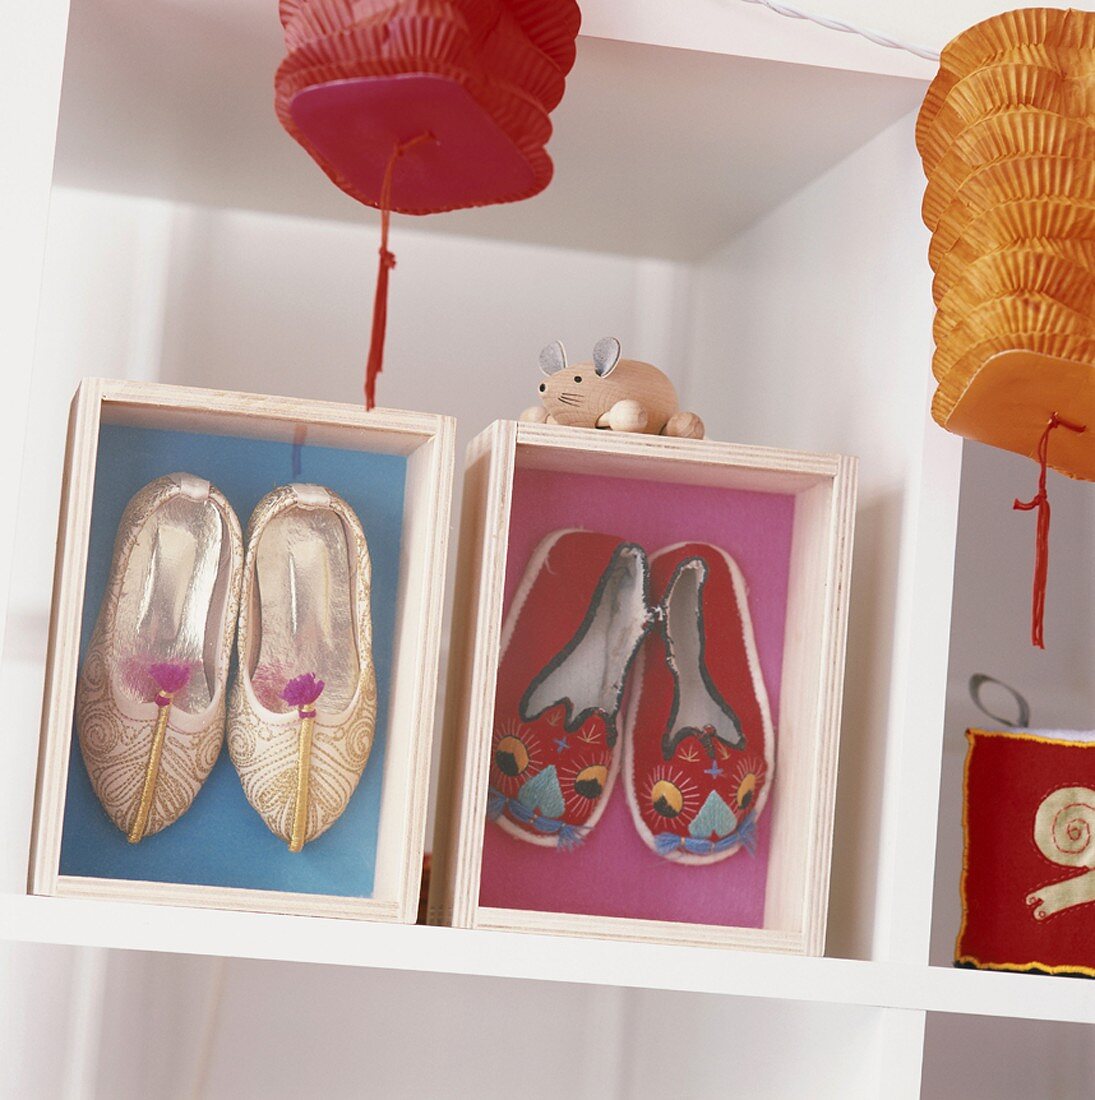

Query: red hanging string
[1012,412,1086,649]
[364,133,433,411]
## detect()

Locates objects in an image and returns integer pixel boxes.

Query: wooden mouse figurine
[520,338,705,438]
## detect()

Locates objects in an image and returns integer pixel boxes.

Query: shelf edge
[2,894,1091,1024]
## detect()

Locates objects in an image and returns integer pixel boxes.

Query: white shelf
[53,1,927,260]
[3,894,1093,1026]
[12,2,1092,1093]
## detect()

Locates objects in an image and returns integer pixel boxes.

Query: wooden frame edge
[55,874,402,922]
[803,454,858,956]
[28,379,453,924]
[95,377,446,439]
[29,379,103,896]
[449,421,517,927]
[434,420,859,953]
[393,416,456,924]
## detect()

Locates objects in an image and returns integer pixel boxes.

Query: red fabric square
[959,728,1095,977]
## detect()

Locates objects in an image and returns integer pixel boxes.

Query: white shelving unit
[5,894,1095,1027]
[3,2,1092,1096]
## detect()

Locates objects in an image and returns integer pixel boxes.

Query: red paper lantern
[275,0,581,407]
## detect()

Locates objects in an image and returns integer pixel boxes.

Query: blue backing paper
[58,423,407,899]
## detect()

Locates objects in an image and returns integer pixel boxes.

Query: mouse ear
[592,337,622,377]
[539,340,568,376]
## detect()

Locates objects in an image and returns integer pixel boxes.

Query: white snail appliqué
[1026,787,1095,919]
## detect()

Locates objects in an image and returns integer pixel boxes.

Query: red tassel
[364,133,434,411]
[1012,412,1085,649]
[364,242,395,412]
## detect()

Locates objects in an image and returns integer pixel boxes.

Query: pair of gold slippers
[75,473,376,851]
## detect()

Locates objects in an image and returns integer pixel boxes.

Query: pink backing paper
[478,464,795,928]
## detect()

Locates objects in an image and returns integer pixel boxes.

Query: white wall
[685,108,962,964]
[32,948,882,1100]
[921,1012,1095,1099]
[783,0,1082,55]
[0,944,90,1100]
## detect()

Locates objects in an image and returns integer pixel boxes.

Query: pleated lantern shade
[916,7,1095,647]
[275,0,581,406]
[918,8,1095,472]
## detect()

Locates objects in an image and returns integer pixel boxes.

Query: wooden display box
[29,378,454,921]
[429,420,856,953]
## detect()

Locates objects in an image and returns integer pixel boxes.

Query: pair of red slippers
[488,530,774,864]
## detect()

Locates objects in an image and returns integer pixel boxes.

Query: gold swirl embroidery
[256,767,298,813]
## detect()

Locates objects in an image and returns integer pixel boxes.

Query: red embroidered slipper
[624,542,774,864]
[489,529,652,849]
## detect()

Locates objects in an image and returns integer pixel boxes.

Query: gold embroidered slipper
[228,484,377,851]
[76,474,244,842]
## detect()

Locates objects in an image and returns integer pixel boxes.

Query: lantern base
[288,74,545,215]
[942,349,1095,481]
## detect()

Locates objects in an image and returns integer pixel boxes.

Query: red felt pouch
[958,727,1095,977]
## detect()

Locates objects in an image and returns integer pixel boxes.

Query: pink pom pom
[150,661,192,695]
[281,672,325,708]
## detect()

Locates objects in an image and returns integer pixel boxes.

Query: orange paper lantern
[917,7,1095,647]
